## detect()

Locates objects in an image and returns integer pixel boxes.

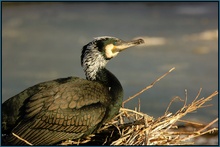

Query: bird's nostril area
[137,39,145,44]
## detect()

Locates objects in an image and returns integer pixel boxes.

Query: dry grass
[97,67,218,145]
[107,91,218,145]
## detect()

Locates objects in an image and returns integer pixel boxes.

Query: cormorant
[2,36,144,145]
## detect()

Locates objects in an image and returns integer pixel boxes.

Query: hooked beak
[113,38,145,52]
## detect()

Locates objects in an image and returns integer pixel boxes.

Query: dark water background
[2,2,218,124]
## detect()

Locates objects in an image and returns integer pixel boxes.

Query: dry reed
[97,67,218,145]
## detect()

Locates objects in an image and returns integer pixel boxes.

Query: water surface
[2,2,218,123]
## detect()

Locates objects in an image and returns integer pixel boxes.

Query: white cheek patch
[105,44,119,58]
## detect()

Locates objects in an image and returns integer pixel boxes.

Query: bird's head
[81,36,144,80]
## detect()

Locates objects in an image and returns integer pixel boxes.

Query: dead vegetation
[107,90,218,145]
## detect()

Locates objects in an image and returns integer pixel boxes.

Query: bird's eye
[117,40,121,43]
[114,40,121,45]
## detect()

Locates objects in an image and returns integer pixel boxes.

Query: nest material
[110,91,218,145]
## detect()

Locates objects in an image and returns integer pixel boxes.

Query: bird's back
[2,77,111,145]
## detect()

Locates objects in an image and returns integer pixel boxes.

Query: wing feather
[6,78,110,145]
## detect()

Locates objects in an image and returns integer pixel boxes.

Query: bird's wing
[7,78,110,145]
[2,77,79,133]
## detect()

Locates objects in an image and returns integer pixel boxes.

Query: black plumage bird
[2,36,144,145]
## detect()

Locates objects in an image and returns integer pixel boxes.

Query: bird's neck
[96,68,124,121]
[84,65,123,122]
[96,68,122,90]
[95,68,123,104]
[84,65,123,106]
